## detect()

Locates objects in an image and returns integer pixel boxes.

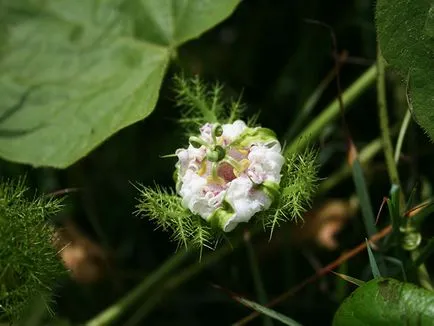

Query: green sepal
[230,127,278,148]
[256,181,280,203]
[173,167,182,193]
[208,200,235,231]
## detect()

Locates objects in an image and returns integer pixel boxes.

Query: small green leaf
[0,0,240,167]
[366,239,381,278]
[333,278,434,326]
[234,295,303,326]
[376,0,434,140]
[351,158,377,237]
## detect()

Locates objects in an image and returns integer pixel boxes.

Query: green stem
[85,250,191,326]
[394,109,411,163]
[376,49,401,188]
[284,64,377,157]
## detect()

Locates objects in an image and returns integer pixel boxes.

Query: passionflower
[175,120,284,232]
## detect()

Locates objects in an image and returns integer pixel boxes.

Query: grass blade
[366,239,381,278]
[233,296,303,326]
[351,158,377,237]
[332,271,365,287]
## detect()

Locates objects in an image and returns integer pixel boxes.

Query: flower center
[217,162,237,182]
[189,123,252,185]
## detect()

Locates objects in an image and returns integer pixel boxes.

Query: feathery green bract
[173,74,245,134]
[135,184,219,254]
[0,178,65,323]
[259,148,319,239]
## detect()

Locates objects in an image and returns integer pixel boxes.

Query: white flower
[175,120,284,232]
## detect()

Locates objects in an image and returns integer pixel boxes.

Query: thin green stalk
[244,231,273,326]
[284,64,377,157]
[376,49,401,188]
[394,109,411,163]
[85,249,191,326]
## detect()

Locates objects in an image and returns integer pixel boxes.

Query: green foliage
[135,184,219,253]
[376,0,434,140]
[0,179,65,323]
[333,278,434,326]
[0,0,240,168]
[174,75,245,133]
[260,148,318,239]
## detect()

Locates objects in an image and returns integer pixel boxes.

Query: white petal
[176,145,207,178]
[191,196,216,219]
[179,171,207,213]
[175,148,190,176]
[222,120,247,142]
[223,177,272,232]
[179,170,227,220]
[248,145,284,183]
[199,123,213,142]
[187,145,207,161]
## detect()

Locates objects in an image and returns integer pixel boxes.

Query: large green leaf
[376,0,434,139]
[333,278,434,326]
[0,0,239,167]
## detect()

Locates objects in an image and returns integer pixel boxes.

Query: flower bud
[213,124,224,138]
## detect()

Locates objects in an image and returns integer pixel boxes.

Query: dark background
[2,0,433,325]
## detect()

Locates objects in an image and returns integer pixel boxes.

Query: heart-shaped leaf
[0,0,239,167]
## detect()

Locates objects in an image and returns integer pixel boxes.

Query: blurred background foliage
[1,0,433,325]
